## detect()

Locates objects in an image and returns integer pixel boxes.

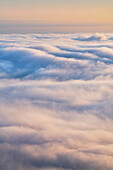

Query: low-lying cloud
[0,33,113,170]
[73,33,107,41]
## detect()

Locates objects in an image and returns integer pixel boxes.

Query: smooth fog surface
[0,33,113,170]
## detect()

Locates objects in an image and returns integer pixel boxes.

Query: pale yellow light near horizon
[1,3,113,25]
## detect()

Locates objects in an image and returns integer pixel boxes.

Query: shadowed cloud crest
[0,33,113,170]
[73,33,107,41]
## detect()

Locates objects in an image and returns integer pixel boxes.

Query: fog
[0,33,113,170]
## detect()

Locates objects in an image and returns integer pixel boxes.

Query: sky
[0,0,113,33]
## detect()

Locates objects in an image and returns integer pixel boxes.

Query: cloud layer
[0,33,113,170]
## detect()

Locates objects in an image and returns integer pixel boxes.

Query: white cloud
[0,33,113,170]
[73,33,107,41]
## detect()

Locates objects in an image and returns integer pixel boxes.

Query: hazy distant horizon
[1,0,113,33]
[0,21,113,34]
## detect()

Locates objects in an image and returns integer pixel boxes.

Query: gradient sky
[0,0,113,33]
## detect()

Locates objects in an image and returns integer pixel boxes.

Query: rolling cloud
[73,33,107,41]
[0,33,113,170]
